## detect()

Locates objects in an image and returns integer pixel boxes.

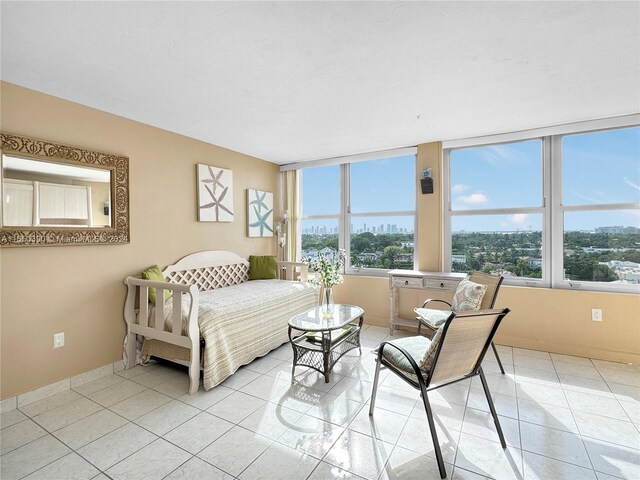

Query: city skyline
[302,221,414,235]
[301,216,638,236]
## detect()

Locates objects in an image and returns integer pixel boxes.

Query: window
[447,139,546,284]
[555,127,640,289]
[445,122,640,292]
[349,155,416,271]
[300,166,340,262]
[300,152,417,273]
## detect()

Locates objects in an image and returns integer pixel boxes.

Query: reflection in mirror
[1,131,129,247]
[2,155,112,228]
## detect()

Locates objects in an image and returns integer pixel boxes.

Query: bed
[123,251,317,394]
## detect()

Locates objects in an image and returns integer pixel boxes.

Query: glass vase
[321,286,335,318]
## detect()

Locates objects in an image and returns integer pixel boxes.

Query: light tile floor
[2,325,639,479]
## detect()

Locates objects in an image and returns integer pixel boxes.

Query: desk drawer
[392,276,423,288]
[425,279,460,291]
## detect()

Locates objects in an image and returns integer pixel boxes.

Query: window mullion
[450,207,544,216]
[562,202,640,212]
[550,134,564,288]
[349,210,416,217]
[340,163,350,271]
[443,149,452,272]
[541,136,552,287]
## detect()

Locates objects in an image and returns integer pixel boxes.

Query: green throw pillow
[249,255,277,280]
[141,265,171,304]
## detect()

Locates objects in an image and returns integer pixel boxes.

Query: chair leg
[479,368,506,448]
[369,349,383,416]
[420,385,447,478]
[491,342,505,374]
[417,321,422,335]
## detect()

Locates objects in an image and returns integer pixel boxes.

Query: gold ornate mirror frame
[0,132,130,247]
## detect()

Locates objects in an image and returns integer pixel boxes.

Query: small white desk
[388,269,466,335]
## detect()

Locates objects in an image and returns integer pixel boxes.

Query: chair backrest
[468,272,504,309]
[427,308,509,386]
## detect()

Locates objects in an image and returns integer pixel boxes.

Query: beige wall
[335,141,640,365]
[0,82,279,399]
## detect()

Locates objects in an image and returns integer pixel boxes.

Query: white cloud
[571,189,604,204]
[624,177,640,192]
[478,144,528,167]
[451,184,469,194]
[507,214,529,224]
[457,193,488,205]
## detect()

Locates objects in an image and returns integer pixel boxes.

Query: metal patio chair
[415,272,506,374]
[370,308,511,479]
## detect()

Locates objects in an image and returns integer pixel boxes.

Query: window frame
[299,152,418,277]
[444,119,640,294]
[550,131,640,293]
[299,166,342,263]
[443,137,550,288]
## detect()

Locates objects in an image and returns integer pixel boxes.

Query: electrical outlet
[53,332,65,348]
[591,309,603,322]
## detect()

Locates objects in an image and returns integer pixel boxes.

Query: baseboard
[1,360,124,413]
[495,334,640,365]
[362,315,389,328]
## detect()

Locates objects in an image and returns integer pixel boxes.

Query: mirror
[1,132,129,246]
[3,155,112,228]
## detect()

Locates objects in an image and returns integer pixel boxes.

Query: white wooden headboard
[160,250,308,292]
[163,251,250,292]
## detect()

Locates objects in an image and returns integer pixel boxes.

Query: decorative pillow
[451,279,487,312]
[141,265,171,304]
[249,255,277,280]
[420,324,445,373]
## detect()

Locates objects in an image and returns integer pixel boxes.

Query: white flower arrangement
[304,249,346,289]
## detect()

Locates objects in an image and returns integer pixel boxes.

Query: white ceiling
[1,1,639,165]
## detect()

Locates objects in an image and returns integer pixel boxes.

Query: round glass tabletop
[288,304,364,332]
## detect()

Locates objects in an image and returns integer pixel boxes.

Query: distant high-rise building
[595,226,640,234]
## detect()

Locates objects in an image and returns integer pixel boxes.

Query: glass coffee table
[288,304,364,383]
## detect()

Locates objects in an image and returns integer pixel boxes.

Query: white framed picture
[247,189,273,237]
[197,164,234,222]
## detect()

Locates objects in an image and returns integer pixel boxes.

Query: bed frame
[123,251,309,394]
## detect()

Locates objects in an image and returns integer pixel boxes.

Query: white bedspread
[142,280,318,389]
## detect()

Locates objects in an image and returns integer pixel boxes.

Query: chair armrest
[377,341,424,381]
[421,298,453,309]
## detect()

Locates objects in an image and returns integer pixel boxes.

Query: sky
[301,127,640,234]
[450,127,639,232]
[301,156,416,232]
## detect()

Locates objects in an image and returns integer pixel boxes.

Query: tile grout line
[13,428,110,480]
[4,346,638,480]
[513,346,524,477]
[12,383,195,480]
[89,360,640,479]
[552,353,598,475]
